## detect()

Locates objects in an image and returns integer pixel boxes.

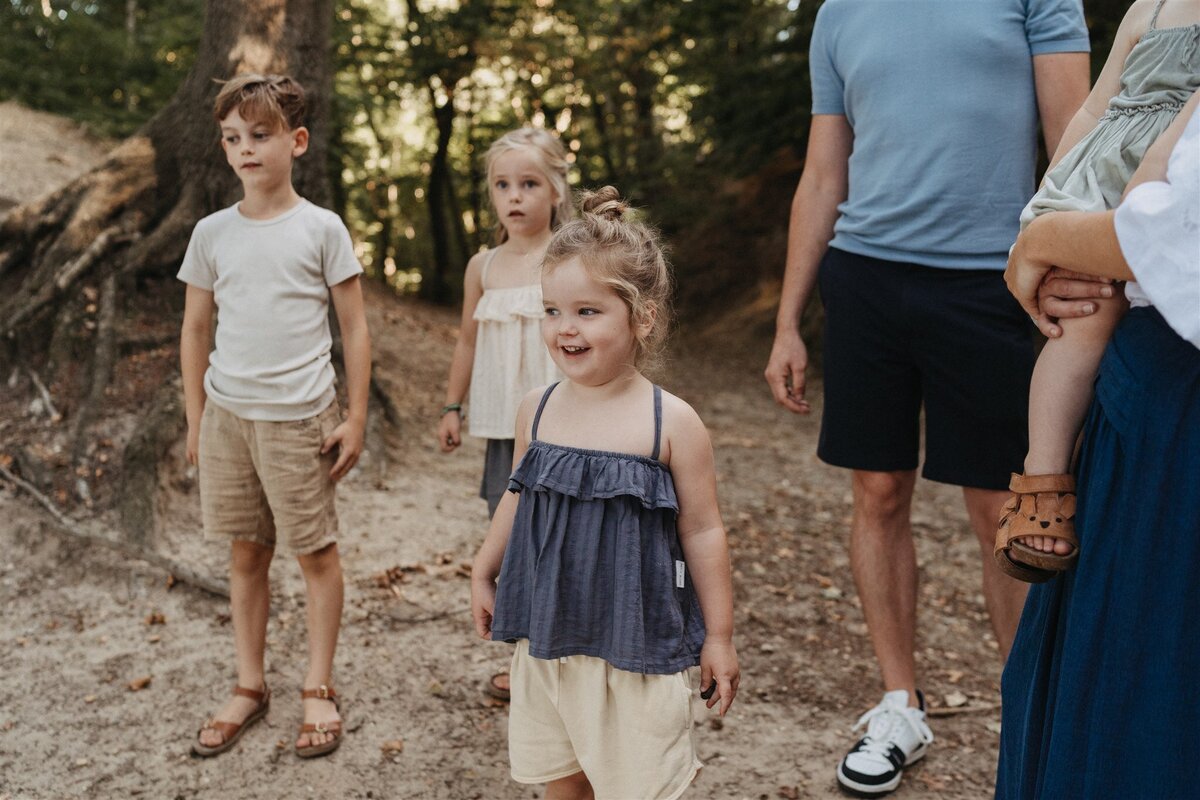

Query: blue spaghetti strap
[651,385,663,461]
[530,382,560,441]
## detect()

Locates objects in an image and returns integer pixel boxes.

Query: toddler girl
[995,0,1200,582]
[437,127,571,517]
[471,187,740,800]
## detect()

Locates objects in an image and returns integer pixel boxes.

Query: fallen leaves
[127,675,152,692]
[380,739,404,754]
[144,611,165,626]
[373,554,472,591]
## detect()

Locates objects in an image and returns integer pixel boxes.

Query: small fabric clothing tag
[675,560,686,589]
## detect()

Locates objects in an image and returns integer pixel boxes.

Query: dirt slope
[1,104,1003,798]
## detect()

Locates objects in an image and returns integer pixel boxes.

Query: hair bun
[580,186,627,221]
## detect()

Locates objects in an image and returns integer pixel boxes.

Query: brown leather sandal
[484,671,511,702]
[994,473,1079,583]
[296,685,342,758]
[192,685,270,757]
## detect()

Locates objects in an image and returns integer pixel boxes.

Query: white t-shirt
[1118,112,1200,350]
[177,199,363,420]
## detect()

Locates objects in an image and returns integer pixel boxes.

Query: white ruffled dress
[467,249,562,439]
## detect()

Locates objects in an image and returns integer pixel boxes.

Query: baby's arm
[328,275,371,481]
[1045,2,1154,170]
[470,390,537,639]
[180,285,215,466]
[438,252,486,452]
[664,393,739,716]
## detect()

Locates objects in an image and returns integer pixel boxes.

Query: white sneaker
[836,689,934,797]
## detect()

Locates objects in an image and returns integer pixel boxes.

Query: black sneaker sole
[836,745,928,797]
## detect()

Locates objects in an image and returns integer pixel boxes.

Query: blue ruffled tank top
[490,382,707,674]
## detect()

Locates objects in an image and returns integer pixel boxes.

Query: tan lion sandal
[994,473,1079,583]
[296,685,343,758]
[192,685,270,757]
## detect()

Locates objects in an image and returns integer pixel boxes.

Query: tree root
[0,463,230,599]
[2,224,135,339]
[70,273,119,465]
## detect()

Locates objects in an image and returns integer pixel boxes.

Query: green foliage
[0,0,200,137]
[3,0,1130,307]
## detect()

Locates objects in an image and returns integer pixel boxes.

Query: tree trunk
[423,83,463,304]
[0,0,335,539]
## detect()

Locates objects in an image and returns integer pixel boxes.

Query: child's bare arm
[1033,51,1091,160]
[1044,2,1151,170]
[180,285,215,466]
[328,274,371,481]
[470,391,537,638]
[666,395,739,716]
[438,252,486,451]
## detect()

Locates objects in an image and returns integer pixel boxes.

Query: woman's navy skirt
[996,307,1200,799]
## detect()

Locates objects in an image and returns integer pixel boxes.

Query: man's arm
[1032,52,1091,158]
[764,114,852,414]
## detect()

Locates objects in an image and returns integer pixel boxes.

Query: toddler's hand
[699,638,740,716]
[437,411,462,453]
[322,418,364,482]
[186,423,200,466]
[471,578,496,639]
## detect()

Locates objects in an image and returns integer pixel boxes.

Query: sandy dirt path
[1,285,1009,800]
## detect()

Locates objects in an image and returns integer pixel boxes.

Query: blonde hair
[543,186,673,371]
[213,73,306,131]
[485,128,573,244]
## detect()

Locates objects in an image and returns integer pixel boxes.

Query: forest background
[0,3,1135,796]
[0,0,1127,315]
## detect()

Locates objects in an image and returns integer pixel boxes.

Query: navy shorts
[816,247,1034,490]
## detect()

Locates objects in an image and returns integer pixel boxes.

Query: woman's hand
[1007,213,1124,338]
[699,638,740,716]
[1036,268,1116,337]
[1006,226,1057,328]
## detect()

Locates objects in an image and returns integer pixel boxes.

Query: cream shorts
[507,639,702,800]
[198,400,340,556]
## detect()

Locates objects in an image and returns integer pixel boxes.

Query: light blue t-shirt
[811,0,1090,270]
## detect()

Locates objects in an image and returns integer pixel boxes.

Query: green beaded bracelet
[440,403,463,417]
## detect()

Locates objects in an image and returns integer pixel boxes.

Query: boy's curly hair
[213,73,306,131]
[543,186,673,372]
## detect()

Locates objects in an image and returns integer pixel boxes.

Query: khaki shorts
[507,639,702,800]
[198,401,340,556]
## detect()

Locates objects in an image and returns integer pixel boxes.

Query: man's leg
[963,487,1028,660]
[296,542,344,748]
[850,468,920,705]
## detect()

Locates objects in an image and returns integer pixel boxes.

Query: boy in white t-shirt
[178,73,371,759]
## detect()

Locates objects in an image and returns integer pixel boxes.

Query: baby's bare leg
[198,541,273,748]
[297,542,343,747]
[1022,294,1126,552]
[546,772,595,800]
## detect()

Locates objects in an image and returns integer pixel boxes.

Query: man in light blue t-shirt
[763,1,1090,795]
